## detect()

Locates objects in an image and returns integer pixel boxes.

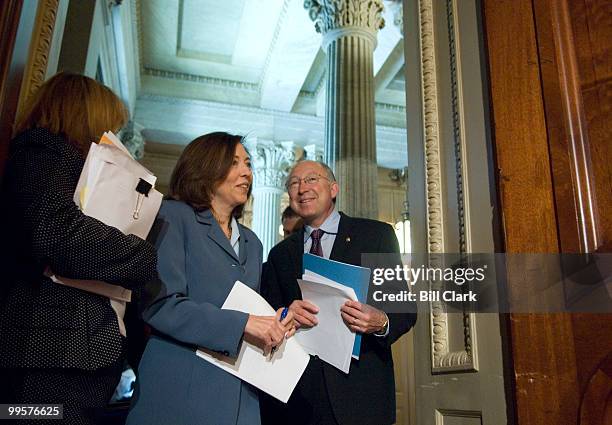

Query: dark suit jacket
[0,128,157,371]
[260,212,417,425]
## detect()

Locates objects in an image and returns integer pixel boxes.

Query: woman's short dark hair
[167,132,251,218]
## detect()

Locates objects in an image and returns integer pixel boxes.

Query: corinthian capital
[304,0,385,34]
[120,120,145,160]
[246,138,296,189]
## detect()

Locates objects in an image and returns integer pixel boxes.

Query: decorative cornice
[297,89,405,113]
[142,67,258,91]
[18,0,59,113]
[375,102,406,113]
[120,120,145,160]
[139,93,321,124]
[135,0,144,75]
[138,93,408,135]
[304,0,385,35]
[299,90,317,99]
[258,0,292,93]
[299,74,326,99]
[131,0,142,88]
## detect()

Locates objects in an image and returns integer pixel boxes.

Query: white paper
[51,131,162,337]
[46,272,130,336]
[296,277,357,374]
[47,272,132,302]
[196,282,309,403]
[74,137,162,240]
[100,131,132,157]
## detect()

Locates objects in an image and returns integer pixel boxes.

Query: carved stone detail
[143,67,258,91]
[419,0,444,255]
[247,139,296,188]
[304,0,385,35]
[120,120,145,160]
[258,0,292,92]
[304,144,324,162]
[18,0,59,112]
[419,0,475,373]
[446,0,466,254]
[386,0,403,35]
[246,139,296,260]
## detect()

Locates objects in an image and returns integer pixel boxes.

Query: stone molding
[18,0,59,114]
[138,93,408,134]
[120,120,145,160]
[304,144,324,162]
[258,0,292,92]
[143,67,258,91]
[419,0,476,373]
[386,0,403,35]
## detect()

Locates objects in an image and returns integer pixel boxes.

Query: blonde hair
[13,72,128,155]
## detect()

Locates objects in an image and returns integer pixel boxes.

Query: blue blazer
[127,200,263,425]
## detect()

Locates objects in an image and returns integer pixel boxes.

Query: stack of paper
[196,282,310,403]
[48,131,163,336]
[297,272,357,373]
[302,254,371,359]
[74,131,163,240]
[194,254,373,401]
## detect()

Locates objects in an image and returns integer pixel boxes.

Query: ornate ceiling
[134,0,408,168]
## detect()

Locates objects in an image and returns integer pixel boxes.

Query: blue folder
[302,253,371,359]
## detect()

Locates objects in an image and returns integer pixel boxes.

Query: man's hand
[288,300,319,329]
[340,300,388,334]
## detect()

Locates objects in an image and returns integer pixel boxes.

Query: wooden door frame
[481,0,611,423]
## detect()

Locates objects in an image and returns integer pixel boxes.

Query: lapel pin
[345,236,351,243]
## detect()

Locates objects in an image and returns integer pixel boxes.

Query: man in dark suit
[260,160,417,425]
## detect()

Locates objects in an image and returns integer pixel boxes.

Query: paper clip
[133,178,153,220]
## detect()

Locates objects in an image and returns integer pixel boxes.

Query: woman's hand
[244,308,296,355]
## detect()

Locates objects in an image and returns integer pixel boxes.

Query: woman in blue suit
[127,132,295,425]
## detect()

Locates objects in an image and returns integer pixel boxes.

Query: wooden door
[482,0,612,423]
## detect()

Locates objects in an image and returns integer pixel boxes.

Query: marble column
[247,139,295,260]
[305,0,385,219]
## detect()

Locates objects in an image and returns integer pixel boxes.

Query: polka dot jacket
[0,128,157,370]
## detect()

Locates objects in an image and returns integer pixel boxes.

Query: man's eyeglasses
[286,173,330,192]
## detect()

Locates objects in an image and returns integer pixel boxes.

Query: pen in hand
[270,307,289,359]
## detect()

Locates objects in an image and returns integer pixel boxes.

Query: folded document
[48,132,163,336]
[74,131,163,240]
[297,272,357,374]
[302,254,371,359]
[196,282,310,403]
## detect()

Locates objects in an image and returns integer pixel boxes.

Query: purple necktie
[309,229,324,257]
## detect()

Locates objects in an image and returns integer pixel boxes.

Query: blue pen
[280,307,289,321]
[270,307,289,359]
